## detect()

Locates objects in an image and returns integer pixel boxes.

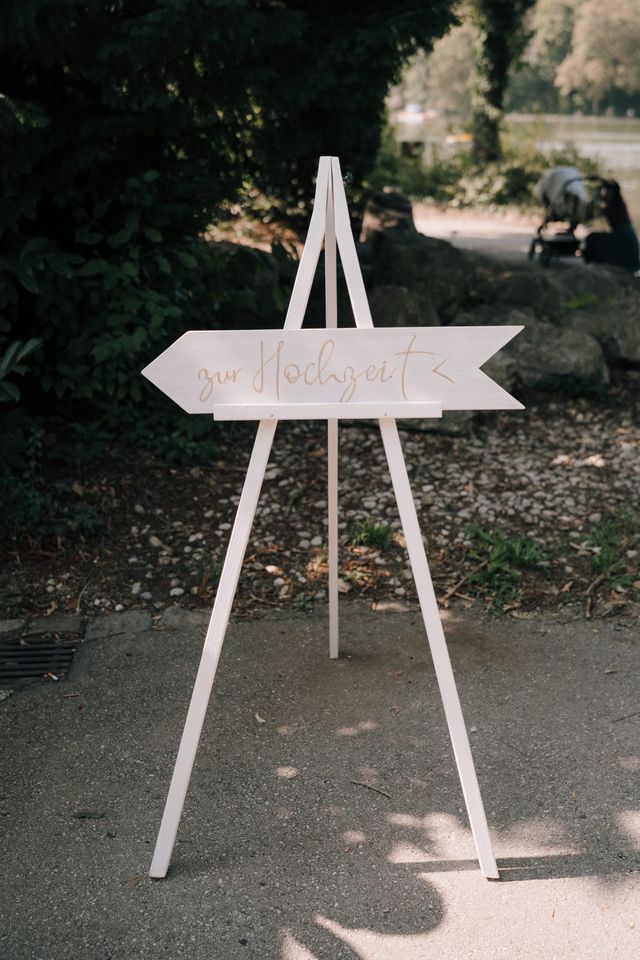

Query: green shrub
[466,527,549,608]
[351,519,395,550]
[369,121,604,209]
[0,429,104,541]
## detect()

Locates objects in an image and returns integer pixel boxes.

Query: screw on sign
[142,156,524,881]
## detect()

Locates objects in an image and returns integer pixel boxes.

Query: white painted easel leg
[149,160,333,879]
[149,419,278,878]
[325,170,339,659]
[378,418,500,880]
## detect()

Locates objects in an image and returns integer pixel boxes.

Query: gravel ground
[2,373,639,625]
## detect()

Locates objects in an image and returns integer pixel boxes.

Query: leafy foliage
[0,429,104,541]
[0,0,461,539]
[0,0,300,471]
[370,122,604,208]
[0,338,41,404]
[466,527,548,608]
[246,2,457,219]
[583,510,640,588]
[351,519,394,550]
[555,0,640,110]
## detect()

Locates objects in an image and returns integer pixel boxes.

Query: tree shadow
[142,606,639,957]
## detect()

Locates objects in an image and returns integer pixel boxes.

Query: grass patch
[582,512,639,589]
[466,527,549,609]
[351,519,394,550]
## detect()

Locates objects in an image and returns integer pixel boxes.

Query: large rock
[513,324,609,390]
[410,410,475,436]
[481,350,519,394]
[368,284,439,327]
[370,233,477,321]
[456,304,537,328]
[455,305,532,393]
[360,189,417,243]
[488,261,634,324]
[566,298,640,364]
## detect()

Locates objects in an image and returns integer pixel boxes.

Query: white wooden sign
[142,327,523,418]
[144,156,522,884]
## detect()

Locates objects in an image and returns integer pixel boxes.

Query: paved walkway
[1,604,638,958]
[413,205,591,264]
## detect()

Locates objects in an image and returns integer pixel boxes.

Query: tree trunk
[471,25,511,163]
[470,1,535,165]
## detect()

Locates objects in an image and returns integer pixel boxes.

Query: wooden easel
[148,157,499,880]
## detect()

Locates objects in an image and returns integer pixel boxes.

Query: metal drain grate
[0,634,77,684]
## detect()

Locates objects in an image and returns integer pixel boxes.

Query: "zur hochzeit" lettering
[198,335,453,404]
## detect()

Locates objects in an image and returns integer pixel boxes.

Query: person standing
[583,180,640,274]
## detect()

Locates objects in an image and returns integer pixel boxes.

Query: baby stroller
[528,166,599,266]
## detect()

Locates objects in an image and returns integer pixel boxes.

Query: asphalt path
[1,604,638,959]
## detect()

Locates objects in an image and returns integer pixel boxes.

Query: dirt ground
[2,373,639,628]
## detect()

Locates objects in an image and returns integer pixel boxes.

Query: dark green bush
[369,122,604,209]
[0,1,460,545]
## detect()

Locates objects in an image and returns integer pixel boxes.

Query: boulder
[490,269,572,322]
[456,304,537,328]
[489,261,634,324]
[360,188,416,243]
[512,324,609,390]
[481,350,519,394]
[370,233,477,321]
[368,284,439,327]
[566,298,640,364]
[411,410,475,437]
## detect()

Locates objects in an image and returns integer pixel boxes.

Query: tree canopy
[555,0,640,111]
[0,0,457,465]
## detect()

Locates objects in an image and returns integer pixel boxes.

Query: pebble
[141,591,152,600]
[149,535,163,548]
[131,582,142,596]
[115,604,124,612]
[169,587,184,597]
[310,535,323,547]
[134,504,145,514]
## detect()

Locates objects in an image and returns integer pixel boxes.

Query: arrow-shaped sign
[142,325,523,419]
